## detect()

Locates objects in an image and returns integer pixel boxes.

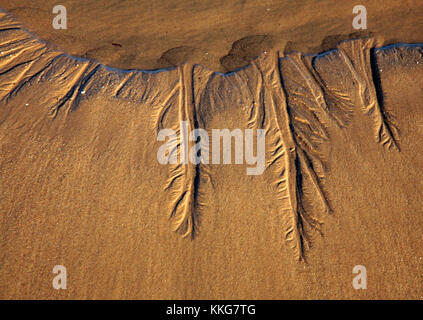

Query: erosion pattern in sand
[0,11,422,299]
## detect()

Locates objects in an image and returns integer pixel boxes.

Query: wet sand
[0,2,422,299]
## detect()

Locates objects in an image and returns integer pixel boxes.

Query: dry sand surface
[0,1,422,299]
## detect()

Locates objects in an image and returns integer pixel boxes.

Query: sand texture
[0,0,423,72]
[0,6,422,299]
